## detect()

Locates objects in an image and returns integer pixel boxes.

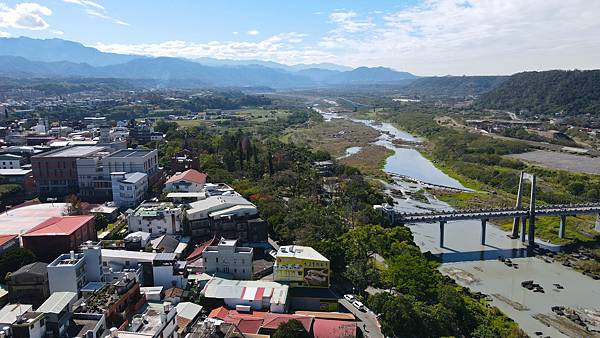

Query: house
[0,234,18,253]
[124,231,152,251]
[150,235,180,254]
[114,302,178,338]
[0,304,46,338]
[127,202,182,237]
[0,168,35,193]
[22,215,97,262]
[208,307,314,337]
[201,277,288,313]
[164,169,207,192]
[274,245,330,288]
[5,262,49,308]
[202,238,253,280]
[101,250,186,288]
[175,302,202,335]
[36,291,78,337]
[111,172,148,208]
[186,236,219,273]
[0,153,23,169]
[47,246,103,294]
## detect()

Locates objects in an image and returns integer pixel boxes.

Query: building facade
[5,262,50,308]
[127,202,182,236]
[203,238,253,279]
[274,245,330,288]
[111,172,148,208]
[0,153,23,169]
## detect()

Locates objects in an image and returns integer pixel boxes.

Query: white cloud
[51,29,63,35]
[247,29,259,36]
[64,0,129,27]
[0,2,52,30]
[320,0,600,75]
[94,32,333,65]
[0,30,10,37]
[232,31,239,35]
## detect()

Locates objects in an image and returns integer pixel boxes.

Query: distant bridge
[377,172,600,247]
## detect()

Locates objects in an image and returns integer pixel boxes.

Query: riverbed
[314,104,600,338]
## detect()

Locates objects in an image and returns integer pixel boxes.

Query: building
[0,168,35,193]
[129,124,163,144]
[22,215,97,262]
[47,244,103,295]
[274,245,330,288]
[164,169,207,193]
[187,195,268,242]
[203,238,253,280]
[115,302,177,338]
[0,202,70,236]
[73,276,145,329]
[207,307,313,336]
[0,304,46,338]
[111,172,148,208]
[31,145,108,197]
[78,148,158,202]
[150,235,180,254]
[124,231,152,251]
[127,202,182,237]
[5,262,49,308]
[101,250,186,288]
[175,302,202,335]
[0,234,18,253]
[0,153,23,169]
[36,291,78,337]
[201,277,288,313]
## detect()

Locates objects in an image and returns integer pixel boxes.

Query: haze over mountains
[0,37,416,88]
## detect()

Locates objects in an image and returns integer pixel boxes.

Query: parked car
[344,294,355,302]
[352,300,366,311]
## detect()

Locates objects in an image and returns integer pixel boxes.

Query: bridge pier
[528,175,537,246]
[481,219,487,245]
[439,221,446,247]
[520,217,527,243]
[559,215,567,239]
[510,217,520,239]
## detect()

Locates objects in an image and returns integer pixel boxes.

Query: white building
[111,172,148,208]
[0,304,46,338]
[163,169,207,193]
[203,238,253,280]
[115,302,177,338]
[101,250,186,288]
[127,202,183,236]
[201,277,288,313]
[0,153,22,169]
[47,242,103,295]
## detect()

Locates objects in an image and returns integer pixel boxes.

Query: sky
[1,0,600,75]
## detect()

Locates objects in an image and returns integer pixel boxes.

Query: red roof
[23,215,94,237]
[187,236,218,262]
[224,317,263,334]
[166,169,207,185]
[0,234,17,247]
[261,313,313,332]
[313,318,357,338]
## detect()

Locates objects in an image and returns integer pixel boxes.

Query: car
[352,300,366,311]
[344,294,355,302]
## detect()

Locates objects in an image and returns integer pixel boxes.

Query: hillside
[402,76,507,96]
[477,70,600,115]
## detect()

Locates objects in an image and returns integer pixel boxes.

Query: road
[338,298,384,338]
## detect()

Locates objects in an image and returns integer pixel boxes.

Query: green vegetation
[477,70,600,116]
[404,75,507,96]
[272,319,310,338]
[155,106,524,337]
[1,247,36,283]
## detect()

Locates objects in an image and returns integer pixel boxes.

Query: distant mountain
[0,37,418,88]
[477,70,600,115]
[0,37,139,66]
[403,76,507,96]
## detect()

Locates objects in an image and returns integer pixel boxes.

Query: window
[216,257,218,263]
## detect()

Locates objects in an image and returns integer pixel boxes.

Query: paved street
[338,298,384,338]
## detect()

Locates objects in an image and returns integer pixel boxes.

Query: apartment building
[0,153,23,169]
[127,202,182,236]
[203,238,253,279]
[111,172,148,208]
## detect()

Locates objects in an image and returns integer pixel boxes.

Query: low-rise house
[0,304,46,338]
[203,238,253,280]
[124,231,152,251]
[36,291,78,337]
[175,302,202,335]
[150,235,180,254]
[115,302,178,338]
[22,215,97,262]
[201,277,288,313]
[0,168,35,193]
[127,202,182,237]
[207,307,314,337]
[5,262,49,308]
[164,169,207,192]
[0,153,23,169]
[111,172,148,208]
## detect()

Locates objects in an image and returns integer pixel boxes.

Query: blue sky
[1,0,600,75]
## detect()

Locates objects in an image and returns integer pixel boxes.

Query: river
[314,104,600,338]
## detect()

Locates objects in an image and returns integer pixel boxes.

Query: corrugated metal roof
[175,302,202,321]
[36,292,77,314]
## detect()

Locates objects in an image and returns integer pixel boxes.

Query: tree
[272,319,309,338]
[1,247,36,283]
[94,214,109,231]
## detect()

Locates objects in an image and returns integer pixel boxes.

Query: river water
[314,105,600,338]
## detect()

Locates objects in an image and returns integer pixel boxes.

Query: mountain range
[0,37,417,88]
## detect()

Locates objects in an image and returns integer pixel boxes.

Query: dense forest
[402,75,507,97]
[477,70,600,115]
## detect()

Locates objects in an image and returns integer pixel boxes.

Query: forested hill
[403,75,507,96]
[477,70,600,115]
